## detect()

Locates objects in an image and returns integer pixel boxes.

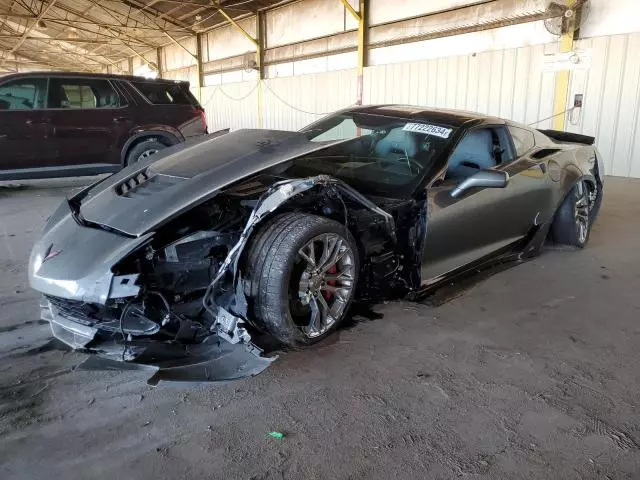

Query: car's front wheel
[245,213,359,346]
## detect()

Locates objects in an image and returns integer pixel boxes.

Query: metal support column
[257,11,266,128]
[156,47,163,78]
[553,3,577,130]
[196,33,204,102]
[214,3,262,127]
[342,0,367,105]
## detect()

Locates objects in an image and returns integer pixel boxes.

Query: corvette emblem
[42,244,62,263]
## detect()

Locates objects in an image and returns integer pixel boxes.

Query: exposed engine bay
[40,172,419,382]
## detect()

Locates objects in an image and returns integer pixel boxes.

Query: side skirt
[410,223,551,303]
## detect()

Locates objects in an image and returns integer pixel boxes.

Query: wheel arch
[203,176,396,322]
[120,129,182,166]
[236,188,361,276]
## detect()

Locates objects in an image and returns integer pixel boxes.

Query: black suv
[0,72,208,180]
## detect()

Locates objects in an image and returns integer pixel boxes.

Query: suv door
[0,77,56,178]
[421,125,536,282]
[47,77,132,171]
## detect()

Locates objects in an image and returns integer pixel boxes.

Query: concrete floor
[1,176,639,480]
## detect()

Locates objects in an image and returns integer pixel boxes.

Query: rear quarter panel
[549,144,600,208]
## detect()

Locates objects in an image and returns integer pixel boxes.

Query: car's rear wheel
[551,180,593,248]
[245,213,359,346]
[126,138,166,165]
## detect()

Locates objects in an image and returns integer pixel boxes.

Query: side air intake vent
[116,169,185,198]
[531,148,561,160]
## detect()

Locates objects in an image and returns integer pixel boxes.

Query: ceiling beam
[118,0,195,33]
[0,49,95,71]
[0,8,119,70]
[213,3,258,47]
[0,34,112,44]
[0,12,184,34]
[6,0,58,56]
[54,0,158,49]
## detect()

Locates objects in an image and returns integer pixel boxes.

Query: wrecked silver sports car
[28,106,604,381]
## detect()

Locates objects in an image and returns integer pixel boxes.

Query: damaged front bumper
[40,297,275,384]
[31,174,395,383]
[41,296,98,348]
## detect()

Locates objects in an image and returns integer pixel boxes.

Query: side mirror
[451,170,509,198]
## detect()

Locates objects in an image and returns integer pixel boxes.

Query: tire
[245,213,359,346]
[551,180,592,248]
[125,138,166,166]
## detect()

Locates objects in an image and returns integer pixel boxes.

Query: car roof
[0,71,189,85]
[342,104,505,127]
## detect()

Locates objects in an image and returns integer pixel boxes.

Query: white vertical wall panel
[162,66,198,86]
[200,83,259,132]
[132,50,157,70]
[581,0,640,38]
[262,69,357,131]
[568,33,640,177]
[193,30,640,179]
[203,16,257,62]
[363,44,556,129]
[266,0,353,48]
[369,0,481,24]
[369,22,555,66]
[162,39,197,71]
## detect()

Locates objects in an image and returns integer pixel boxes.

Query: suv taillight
[194,107,208,134]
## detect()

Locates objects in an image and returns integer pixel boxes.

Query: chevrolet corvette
[28,105,604,381]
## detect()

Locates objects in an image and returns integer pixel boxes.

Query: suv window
[132,82,198,105]
[0,78,48,110]
[508,126,535,157]
[47,78,121,109]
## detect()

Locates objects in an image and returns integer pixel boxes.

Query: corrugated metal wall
[200,83,260,132]
[364,43,557,129]
[262,69,358,130]
[198,34,640,179]
[569,33,640,178]
[200,69,357,133]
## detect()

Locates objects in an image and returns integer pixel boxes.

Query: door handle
[113,116,129,123]
[25,118,49,125]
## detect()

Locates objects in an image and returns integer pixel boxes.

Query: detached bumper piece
[79,338,276,386]
[39,296,275,384]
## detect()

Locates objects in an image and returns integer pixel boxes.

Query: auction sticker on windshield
[402,123,453,138]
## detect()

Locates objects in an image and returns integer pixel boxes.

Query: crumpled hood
[77,129,324,237]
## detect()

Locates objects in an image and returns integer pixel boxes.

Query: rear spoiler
[538,129,595,146]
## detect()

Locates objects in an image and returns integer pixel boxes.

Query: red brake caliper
[323,265,337,300]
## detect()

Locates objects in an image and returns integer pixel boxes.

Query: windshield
[282,112,457,197]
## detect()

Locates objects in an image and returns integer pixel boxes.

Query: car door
[47,77,132,171]
[420,125,544,282]
[501,125,557,227]
[0,76,57,177]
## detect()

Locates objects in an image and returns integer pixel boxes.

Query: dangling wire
[528,107,577,126]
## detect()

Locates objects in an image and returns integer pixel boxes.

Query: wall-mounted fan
[544,0,591,36]
[242,51,259,73]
